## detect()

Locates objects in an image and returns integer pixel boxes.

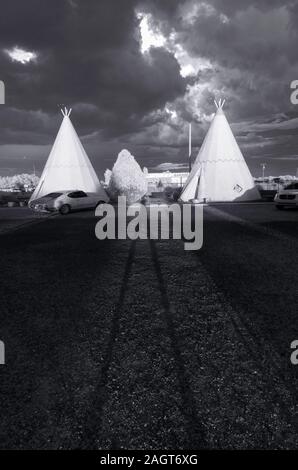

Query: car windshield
[44,192,63,199]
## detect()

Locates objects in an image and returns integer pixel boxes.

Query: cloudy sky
[0,0,298,177]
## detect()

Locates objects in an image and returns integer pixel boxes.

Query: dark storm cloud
[1,0,298,176]
[0,0,185,139]
[0,1,67,49]
[145,0,298,115]
[205,0,288,15]
[141,0,298,173]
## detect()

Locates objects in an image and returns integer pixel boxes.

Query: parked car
[274,182,298,209]
[29,189,109,215]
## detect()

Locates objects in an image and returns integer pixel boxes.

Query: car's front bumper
[275,200,298,207]
[30,204,57,213]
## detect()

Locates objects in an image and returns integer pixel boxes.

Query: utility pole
[188,123,192,173]
[261,163,267,189]
[261,163,266,180]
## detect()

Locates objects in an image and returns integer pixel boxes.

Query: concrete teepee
[180,100,260,202]
[30,108,101,202]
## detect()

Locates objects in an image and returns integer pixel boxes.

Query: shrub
[103,169,112,187]
[172,187,183,201]
[164,186,175,201]
[107,149,148,204]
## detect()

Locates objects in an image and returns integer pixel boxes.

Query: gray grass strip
[206,205,298,245]
[0,212,58,236]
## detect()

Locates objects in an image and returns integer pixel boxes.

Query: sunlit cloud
[165,106,178,120]
[5,46,37,64]
[136,10,212,79]
[137,12,166,53]
[180,64,196,77]
[173,42,212,77]
[179,1,229,25]
[153,162,188,171]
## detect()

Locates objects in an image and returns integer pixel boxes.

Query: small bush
[164,186,175,201]
[172,187,183,201]
[107,149,148,204]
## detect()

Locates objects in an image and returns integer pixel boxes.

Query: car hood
[278,190,298,195]
[29,196,59,208]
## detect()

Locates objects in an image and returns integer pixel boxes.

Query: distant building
[254,175,298,191]
[146,171,188,192]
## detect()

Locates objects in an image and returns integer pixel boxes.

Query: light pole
[261,163,266,189]
[261,163,266,180]
[188,123,192,173]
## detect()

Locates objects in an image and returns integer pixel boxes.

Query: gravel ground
[0,205,297,449]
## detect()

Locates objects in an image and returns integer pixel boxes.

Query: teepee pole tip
[215,98,226,110]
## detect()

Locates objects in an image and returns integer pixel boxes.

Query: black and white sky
[0,0,298,177]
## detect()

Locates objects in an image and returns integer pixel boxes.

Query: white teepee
[29,108,101,202]
[180,100,260,202]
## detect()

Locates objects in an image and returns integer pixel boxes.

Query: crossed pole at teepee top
[61,107,72,117]
[214,98,225,109]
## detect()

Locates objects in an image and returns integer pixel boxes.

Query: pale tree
[103,169,112,186]
[0,173,39,191]
[108,149,148,204]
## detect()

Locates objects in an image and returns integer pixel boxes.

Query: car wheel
[276,205,284,210]
[59,204,71,215]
